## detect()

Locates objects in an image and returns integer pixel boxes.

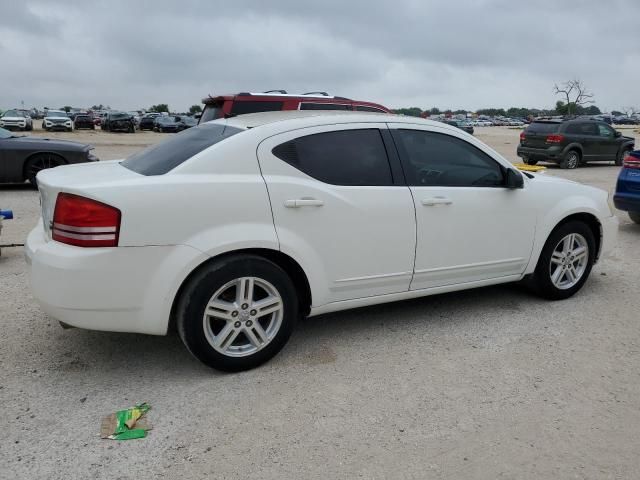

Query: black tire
[629,212,640,224]
[128,124,135,133]
[530,221,596,300]
[616,147,631,166]
[177,255,298,372]
[522,157,538,166]
[24,153,63,186]
[560,150,580,169]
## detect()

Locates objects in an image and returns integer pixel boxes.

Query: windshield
[0,127,13,139]
[122,123,243,175]
[2,110,20,117]
[110,113,129,120]
[46,110,68,117]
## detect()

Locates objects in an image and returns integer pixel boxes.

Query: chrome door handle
[284,198,324,208]
[421,197,453,206]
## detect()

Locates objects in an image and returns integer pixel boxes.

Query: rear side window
[122,124,243,175]
[272,129,393,186]
[299,103,351,111]
[527,122,560,134]
[355,105,386,113]
[231,101,284,115]
[200,104,223,123]
[565,122,598,135]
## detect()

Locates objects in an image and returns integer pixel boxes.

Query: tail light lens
[623,155,640,169]
[519,132,526,142]
[52,193,121,247]
[546,134,565,143]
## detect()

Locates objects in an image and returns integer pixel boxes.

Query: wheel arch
[562,143,583,158]
[547,212,602,262]
[168,248,312,333]
[22,151,68,181]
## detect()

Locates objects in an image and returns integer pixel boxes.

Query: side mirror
[615,131,621,138]
[505,168,524,189]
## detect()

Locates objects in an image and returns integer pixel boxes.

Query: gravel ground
[1,124,639,479]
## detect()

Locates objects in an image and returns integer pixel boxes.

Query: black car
[154,116,181,133]
[0,127,98,185]
[441,119,474,135]
[139,113,160,130]
[102,112,135,133]
[73,114,95,130]
[517,119,635,169]
[177,116,197,131]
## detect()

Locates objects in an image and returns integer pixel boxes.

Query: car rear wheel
[530,221,595,300]
[177,255,298,372]
[616,147,631,166]
[629,212,640,224]
[560,150,580,169]
[25,153,63,186]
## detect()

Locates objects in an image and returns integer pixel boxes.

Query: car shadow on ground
[49,282,536,377]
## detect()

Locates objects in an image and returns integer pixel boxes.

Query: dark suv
[199,90,391,123]
[517,119,634,169]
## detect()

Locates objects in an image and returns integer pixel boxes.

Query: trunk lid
[37,160,139,240]
[522,121,561,148]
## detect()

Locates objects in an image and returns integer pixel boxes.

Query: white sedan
[26,111,618,371]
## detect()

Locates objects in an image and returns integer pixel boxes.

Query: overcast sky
[1,0,639,113]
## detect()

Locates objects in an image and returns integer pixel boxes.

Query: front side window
[230,101,284,115]
[355,105,386,113]
[597,124,614,137]
[299,103,351,111]
[272,129,393,186]
[392,129,504,187]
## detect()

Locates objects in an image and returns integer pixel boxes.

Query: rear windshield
[527,122,560,134]
[121,123,243,175]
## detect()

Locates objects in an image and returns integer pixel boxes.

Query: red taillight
[52,193,121,247]
[519,132,526,142]
[623,155,640,169]
[545,134,565,143]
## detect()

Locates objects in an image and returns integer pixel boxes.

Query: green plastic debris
[100,402,152,440]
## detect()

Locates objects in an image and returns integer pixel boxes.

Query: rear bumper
[613,193,640,212]
[517,145,563,161]
[26,223,207,335]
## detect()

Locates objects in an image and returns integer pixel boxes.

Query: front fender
[525,193,606,274]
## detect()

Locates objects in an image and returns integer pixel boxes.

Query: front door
[595,123,619,161]
[389,124,536,290]
[257,124,416,306]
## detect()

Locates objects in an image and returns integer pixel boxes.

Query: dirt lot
[1,124,639,479]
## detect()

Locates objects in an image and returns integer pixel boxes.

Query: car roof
[214,110,457,132]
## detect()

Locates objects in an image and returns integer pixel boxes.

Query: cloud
[1,0,638,112]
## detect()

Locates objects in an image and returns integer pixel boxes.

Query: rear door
[565,122,598,161]
[257,123,416,306]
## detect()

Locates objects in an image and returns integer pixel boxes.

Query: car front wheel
[616,147,631,166]
[177,255,298,372]
[530,221,595,300]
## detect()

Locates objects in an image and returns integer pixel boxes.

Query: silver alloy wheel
[549,233,589,290]
[566,152,579,169]
[202,277,284,357]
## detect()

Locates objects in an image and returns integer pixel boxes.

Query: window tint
[122,123,243,175]
[355,105,386,113]
[230,101,283,115]
[527,122,560,134]
[299,103,351,111]
[393,129,504,187]
[272,129,393,186]
[597,123,614,137]
[565,122,597,135]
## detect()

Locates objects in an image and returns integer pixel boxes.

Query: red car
[199,90,391,123]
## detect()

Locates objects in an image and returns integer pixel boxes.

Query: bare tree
[621,106,639,117]
[553,79,595,115]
